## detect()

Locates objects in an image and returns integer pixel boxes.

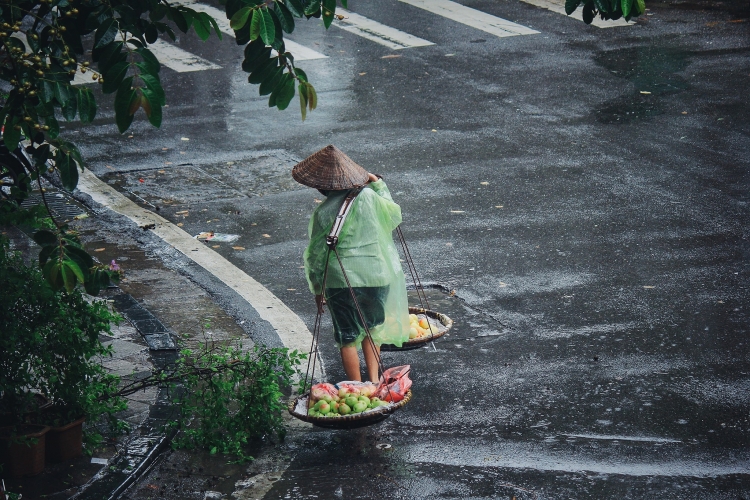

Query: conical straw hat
[292,145,369,190]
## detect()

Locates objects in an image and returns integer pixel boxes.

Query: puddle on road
[592,45,692,124]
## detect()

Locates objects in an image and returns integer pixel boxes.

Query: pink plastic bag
[310,383,338,401]
[376,365,412,403]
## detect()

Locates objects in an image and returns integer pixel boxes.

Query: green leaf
[33,229,58,246]
[63,258,85,283]
[634,0,645,14]
[274,2,295,33]
[3,118,21,150]
[294,67,308,82]
[205,13,223,40]
[259,66,283,95]
[306,83,317,110]
[78,88,97,123]
[43,260,62,291]
[95,18,120,49]
[322,0,336,28]
[275,75,295,110]
[38,244,55,266]
[64,244,94,270]
[230,6,252,30]
[142,89,163,127]
[193,12,213,41]
[139,72,166,105]
[298,84,307,121]
[137,47,161,73]
[45,115,60,139]
[565,0,582,14]
[285,0,304,17]
[248,57,278,84]
[54,82,71,106]
[62,98,78,121]
[243,41,271,72]
[40,80,55,104]
[259,8,276,45]
[582,1,595,23]
[249,9,261,40]
[114,77,137,133]
[61,260,80,292]
[621,0,631,16]
[55,149,79,190]
[103,61,130,94]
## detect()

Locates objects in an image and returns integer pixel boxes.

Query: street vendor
[293,145,410,383]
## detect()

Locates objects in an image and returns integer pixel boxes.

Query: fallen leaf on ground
[176,210,189,215]
[431,129,437,132]
[643,285,655,289]
[106,165,114,170]
[495,205,504,208]
[212,245,220,248]
[681,111,688,115]
[381,54,401,59]
[480,181,489,185]
[158,170,166,174]
[94,248,106,252]
[262,234,271,238]
[74,213,89,220]
[162,147,169,151]
[232,246,245,250]
[165,162,172,165]
[177,223,184,227]
[139,178,145,183]
[359,72,367,76]
[181,137,190,141]
[640,91,651,95]
[287,288,296,291]
[450,210,465,213]
[314,198,323,203]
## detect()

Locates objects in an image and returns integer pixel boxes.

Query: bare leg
[340,346,361,381]
[362,338,381,383]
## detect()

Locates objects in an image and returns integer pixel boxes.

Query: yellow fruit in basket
[338,403,351,415]
[409,314,418,323]
[409,327,419,339]
[418,318,429,329]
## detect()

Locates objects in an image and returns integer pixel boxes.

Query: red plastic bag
[376,365,412,403]
[310,383,338,401]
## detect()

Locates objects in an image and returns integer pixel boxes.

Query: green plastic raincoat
[304,180,410,348]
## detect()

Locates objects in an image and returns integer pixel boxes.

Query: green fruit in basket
[369,397,382,408]
[307,408,317,416]
[318,402,331,415]
[345,396,358,408]
[353,401,369,413]
[358,396,370,406]
[321,394,333,403]
[338,403,351,415]
[313,400,325,411]
[338,388,348,398]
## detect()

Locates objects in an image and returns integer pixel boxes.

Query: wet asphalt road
[67,0,749,497]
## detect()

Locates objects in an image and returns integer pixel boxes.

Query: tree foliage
[566,0,646,23]
[0,0,336,292]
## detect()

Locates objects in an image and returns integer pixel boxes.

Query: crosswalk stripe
[180,1,327,61]
[519,0,632,28]
[335,8,434,50]
[399,0,540,37]
[148,39,221,72]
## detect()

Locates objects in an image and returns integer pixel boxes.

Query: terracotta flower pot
[0,425,49,477]
[45,416,85,463]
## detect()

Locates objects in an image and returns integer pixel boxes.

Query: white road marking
[180,0,328,60]
[399,0,539,37]
[148,39,221,72]
[335,9,434,50]
[519,0,632,28]
[77,168,323,379]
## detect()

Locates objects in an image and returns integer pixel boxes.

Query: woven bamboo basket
[381,307,453,351]
[288,390,412,429]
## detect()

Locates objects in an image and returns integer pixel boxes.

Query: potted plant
[0,240,125,473]
[0,424,49,477]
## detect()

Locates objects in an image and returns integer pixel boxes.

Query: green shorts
[325,286,389,346]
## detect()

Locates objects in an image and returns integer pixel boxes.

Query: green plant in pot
[0,238,125,474]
